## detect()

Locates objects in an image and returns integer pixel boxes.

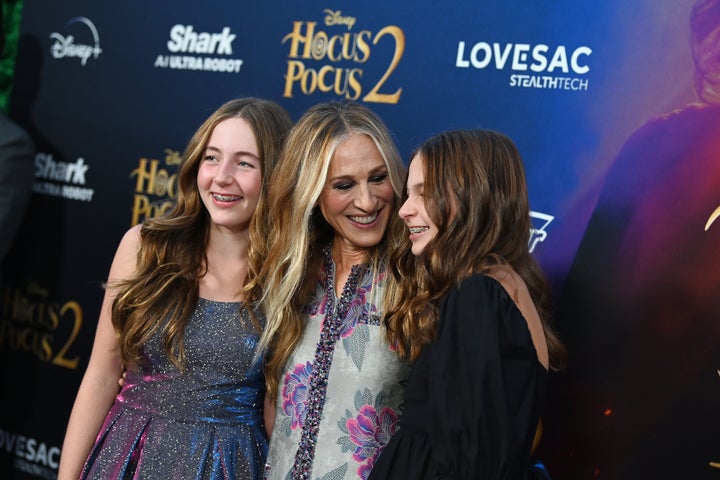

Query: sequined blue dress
[80,298,267,480]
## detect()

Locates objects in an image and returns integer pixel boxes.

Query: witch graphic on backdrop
[545,0,720,478]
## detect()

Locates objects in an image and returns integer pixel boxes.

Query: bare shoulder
[107,224,143,282]
[120,224,142,247]
[116,224,142,256]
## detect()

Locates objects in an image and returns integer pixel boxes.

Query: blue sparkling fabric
[80,298,267,480]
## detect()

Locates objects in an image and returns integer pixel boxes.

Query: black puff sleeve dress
[368,275,551,479]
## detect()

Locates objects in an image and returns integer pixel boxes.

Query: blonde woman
[247,102,410,479]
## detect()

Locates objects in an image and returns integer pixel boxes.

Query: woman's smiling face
[318,133,395,252]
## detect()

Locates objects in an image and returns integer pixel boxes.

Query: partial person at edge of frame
[57,97,293,480]
[0,110,34,283]
[369,129,567,479]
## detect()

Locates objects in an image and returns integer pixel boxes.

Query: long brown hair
[112,97,292,370]
[384,129,566,369]
[247,101,405,400]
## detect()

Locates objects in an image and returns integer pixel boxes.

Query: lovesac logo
[49,16,102,66]
[456,40,591,92]
[0,428,61,479]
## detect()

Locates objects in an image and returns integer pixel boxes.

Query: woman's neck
[330,238,370,297]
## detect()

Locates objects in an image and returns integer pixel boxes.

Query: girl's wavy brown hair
[111,97,292,370]
[384,129,566,370]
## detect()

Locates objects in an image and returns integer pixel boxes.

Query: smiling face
[196,117,262,234]
[399,153,439,256]
[318,133,395,254]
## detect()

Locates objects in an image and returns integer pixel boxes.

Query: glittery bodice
[118,298,264,424]
[81,298,267,480]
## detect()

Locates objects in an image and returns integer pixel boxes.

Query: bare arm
[57,225,141,480]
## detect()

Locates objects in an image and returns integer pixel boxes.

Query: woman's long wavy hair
[383,129,566,370]
[112,97,293,371]
[247,101,405,400]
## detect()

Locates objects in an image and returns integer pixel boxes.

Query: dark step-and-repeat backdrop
[1,1,718,478]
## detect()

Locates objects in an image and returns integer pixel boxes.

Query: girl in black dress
[370,129,566,479]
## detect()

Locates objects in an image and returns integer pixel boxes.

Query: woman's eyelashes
[331,172,388,191]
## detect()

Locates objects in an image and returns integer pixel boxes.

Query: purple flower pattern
[303,245,383,335]
[281,361,313,430]
[269,244,407,480]
[336,271,380,339]
[290,246,381,479]
[346,404,399,479]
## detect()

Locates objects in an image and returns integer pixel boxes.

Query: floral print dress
[264,246,409,480]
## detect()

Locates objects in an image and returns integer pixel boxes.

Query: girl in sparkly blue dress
[57,98,292,480]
